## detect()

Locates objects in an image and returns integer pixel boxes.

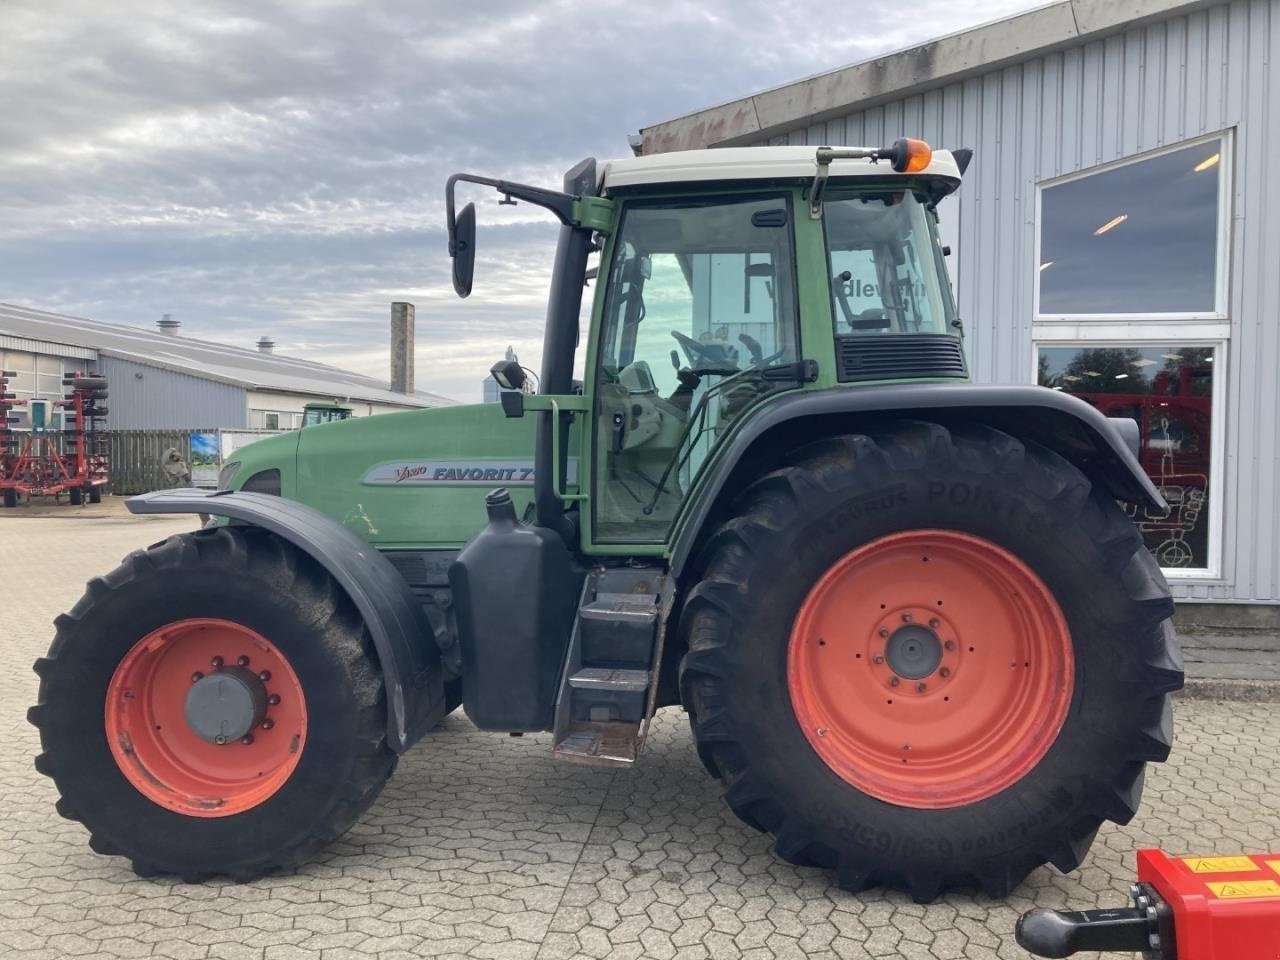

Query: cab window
[825,189,956,336]
[593,195,800,542]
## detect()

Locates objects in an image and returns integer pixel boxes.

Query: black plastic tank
[448,488,583,731]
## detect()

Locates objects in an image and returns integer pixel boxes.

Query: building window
[1037,137,1227,318]
[1038,342,1222,574]
[263,413,279,430]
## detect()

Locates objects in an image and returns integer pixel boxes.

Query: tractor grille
[836,334,968,383]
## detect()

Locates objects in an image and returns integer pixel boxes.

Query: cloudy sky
[0,0,1043,402]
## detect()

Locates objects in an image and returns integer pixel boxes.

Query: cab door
[586,192,804,548]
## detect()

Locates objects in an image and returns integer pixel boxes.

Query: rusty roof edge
[639,0,1223,154]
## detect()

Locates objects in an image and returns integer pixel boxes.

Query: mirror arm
[446,172,577,244]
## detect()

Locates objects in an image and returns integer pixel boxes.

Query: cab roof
[598,145,964,193]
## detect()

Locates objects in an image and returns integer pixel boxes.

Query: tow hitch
[1018,849,1280,959]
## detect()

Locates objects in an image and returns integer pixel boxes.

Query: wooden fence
[105,428,281,495]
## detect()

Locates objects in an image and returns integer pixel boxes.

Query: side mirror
[450,202,476,298]
[490,359,526,391]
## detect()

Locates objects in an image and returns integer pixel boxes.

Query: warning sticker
[1183,856,1261,874]
[1207,880,1280,900]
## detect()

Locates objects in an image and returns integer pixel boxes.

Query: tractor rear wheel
[29,526,396,880]
[679,421,1182,901]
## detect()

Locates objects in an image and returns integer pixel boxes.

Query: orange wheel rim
[105,618,307,817]
[787,530,1073,809]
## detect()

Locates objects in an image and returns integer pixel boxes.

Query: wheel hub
[884,624,942,680]
[184,666,267,744]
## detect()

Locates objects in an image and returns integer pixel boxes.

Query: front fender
[127,488,444,752]
[671,383,1166,577]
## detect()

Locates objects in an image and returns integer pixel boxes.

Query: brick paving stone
[4,512,1280,959]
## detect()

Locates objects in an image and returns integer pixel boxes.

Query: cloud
[0,0,1043,401]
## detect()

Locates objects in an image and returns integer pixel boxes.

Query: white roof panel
[600,145,963,191]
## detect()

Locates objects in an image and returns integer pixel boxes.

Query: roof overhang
[638,0,1222,154]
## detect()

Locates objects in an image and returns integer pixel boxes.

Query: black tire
[2,488,16,508]
[678,421,1182,901]
[88,486,102,504]
[69,487,84,506]
[29,526,397,881]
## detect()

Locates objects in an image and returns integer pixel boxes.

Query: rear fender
[127,488,444,752]
[671,383,1166,577]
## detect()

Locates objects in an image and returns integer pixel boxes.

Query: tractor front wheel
[679,421,1182,901]
[29,526,396,880]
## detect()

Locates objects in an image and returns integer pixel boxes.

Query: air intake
[836,334,967,383]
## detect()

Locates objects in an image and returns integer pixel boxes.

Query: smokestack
[257,336,275,355]
[157,314,180,336]
[390,301,415,394]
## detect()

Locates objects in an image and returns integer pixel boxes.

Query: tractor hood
[290,401,559,548]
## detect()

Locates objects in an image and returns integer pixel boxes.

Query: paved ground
[3,511,1279,960]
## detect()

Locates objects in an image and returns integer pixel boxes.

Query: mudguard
[127,488,444,752]
[671,383,1167,577]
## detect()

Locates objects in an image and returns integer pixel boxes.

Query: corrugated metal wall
[752,0,1278,603]
[97,356,247,430]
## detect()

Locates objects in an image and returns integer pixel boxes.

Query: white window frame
[1031,334,1228,581]
[1033,130,1233,324]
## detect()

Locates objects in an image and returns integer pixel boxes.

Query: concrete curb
[1178,677,1280,702]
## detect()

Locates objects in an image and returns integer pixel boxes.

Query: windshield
[593,194,801,542]
[825,189,956,337]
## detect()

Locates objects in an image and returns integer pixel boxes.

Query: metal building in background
[0,302,453,431]
[639,0,1279,607]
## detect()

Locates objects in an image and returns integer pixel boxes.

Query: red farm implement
[0,370,110,508]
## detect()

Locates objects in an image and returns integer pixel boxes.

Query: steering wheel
[671,330,736,370]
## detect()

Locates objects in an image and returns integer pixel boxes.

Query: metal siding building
[96,355,247,430]
[640,0,1279,605]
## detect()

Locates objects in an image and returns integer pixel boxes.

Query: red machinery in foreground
[0,370,109,507]
[1018,849,1280,959]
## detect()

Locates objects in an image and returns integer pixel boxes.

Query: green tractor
[29,139,1182,900]
[300,400,354,428]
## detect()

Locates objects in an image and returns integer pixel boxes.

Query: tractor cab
[447,140,972,546]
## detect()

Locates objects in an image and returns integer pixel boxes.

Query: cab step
[568,667,650,692]
[553,720,640,766]
[551,566,672,768]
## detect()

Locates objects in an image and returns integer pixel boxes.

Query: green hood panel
[294,403,545,547]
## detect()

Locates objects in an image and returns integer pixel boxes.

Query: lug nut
[237,655,251,667]
[268,694,281,705]
[261,718,275,730]
[213,734,227,745]
[889,676,900,687]
[878,628,889,638]
[940,667,951,678]
[211,656,223,668]
[873,654,885,664]
[916,682,928,693]
[901,612,912,623]
[191,671,204,683]
[258,670,271,682]
[944,640,955,651]
[240,734,254,745]
[817,727,828,737]
[929,618,940,628]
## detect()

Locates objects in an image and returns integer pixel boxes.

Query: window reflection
[1039,345,1214,568]
[1039,141,1221,315]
